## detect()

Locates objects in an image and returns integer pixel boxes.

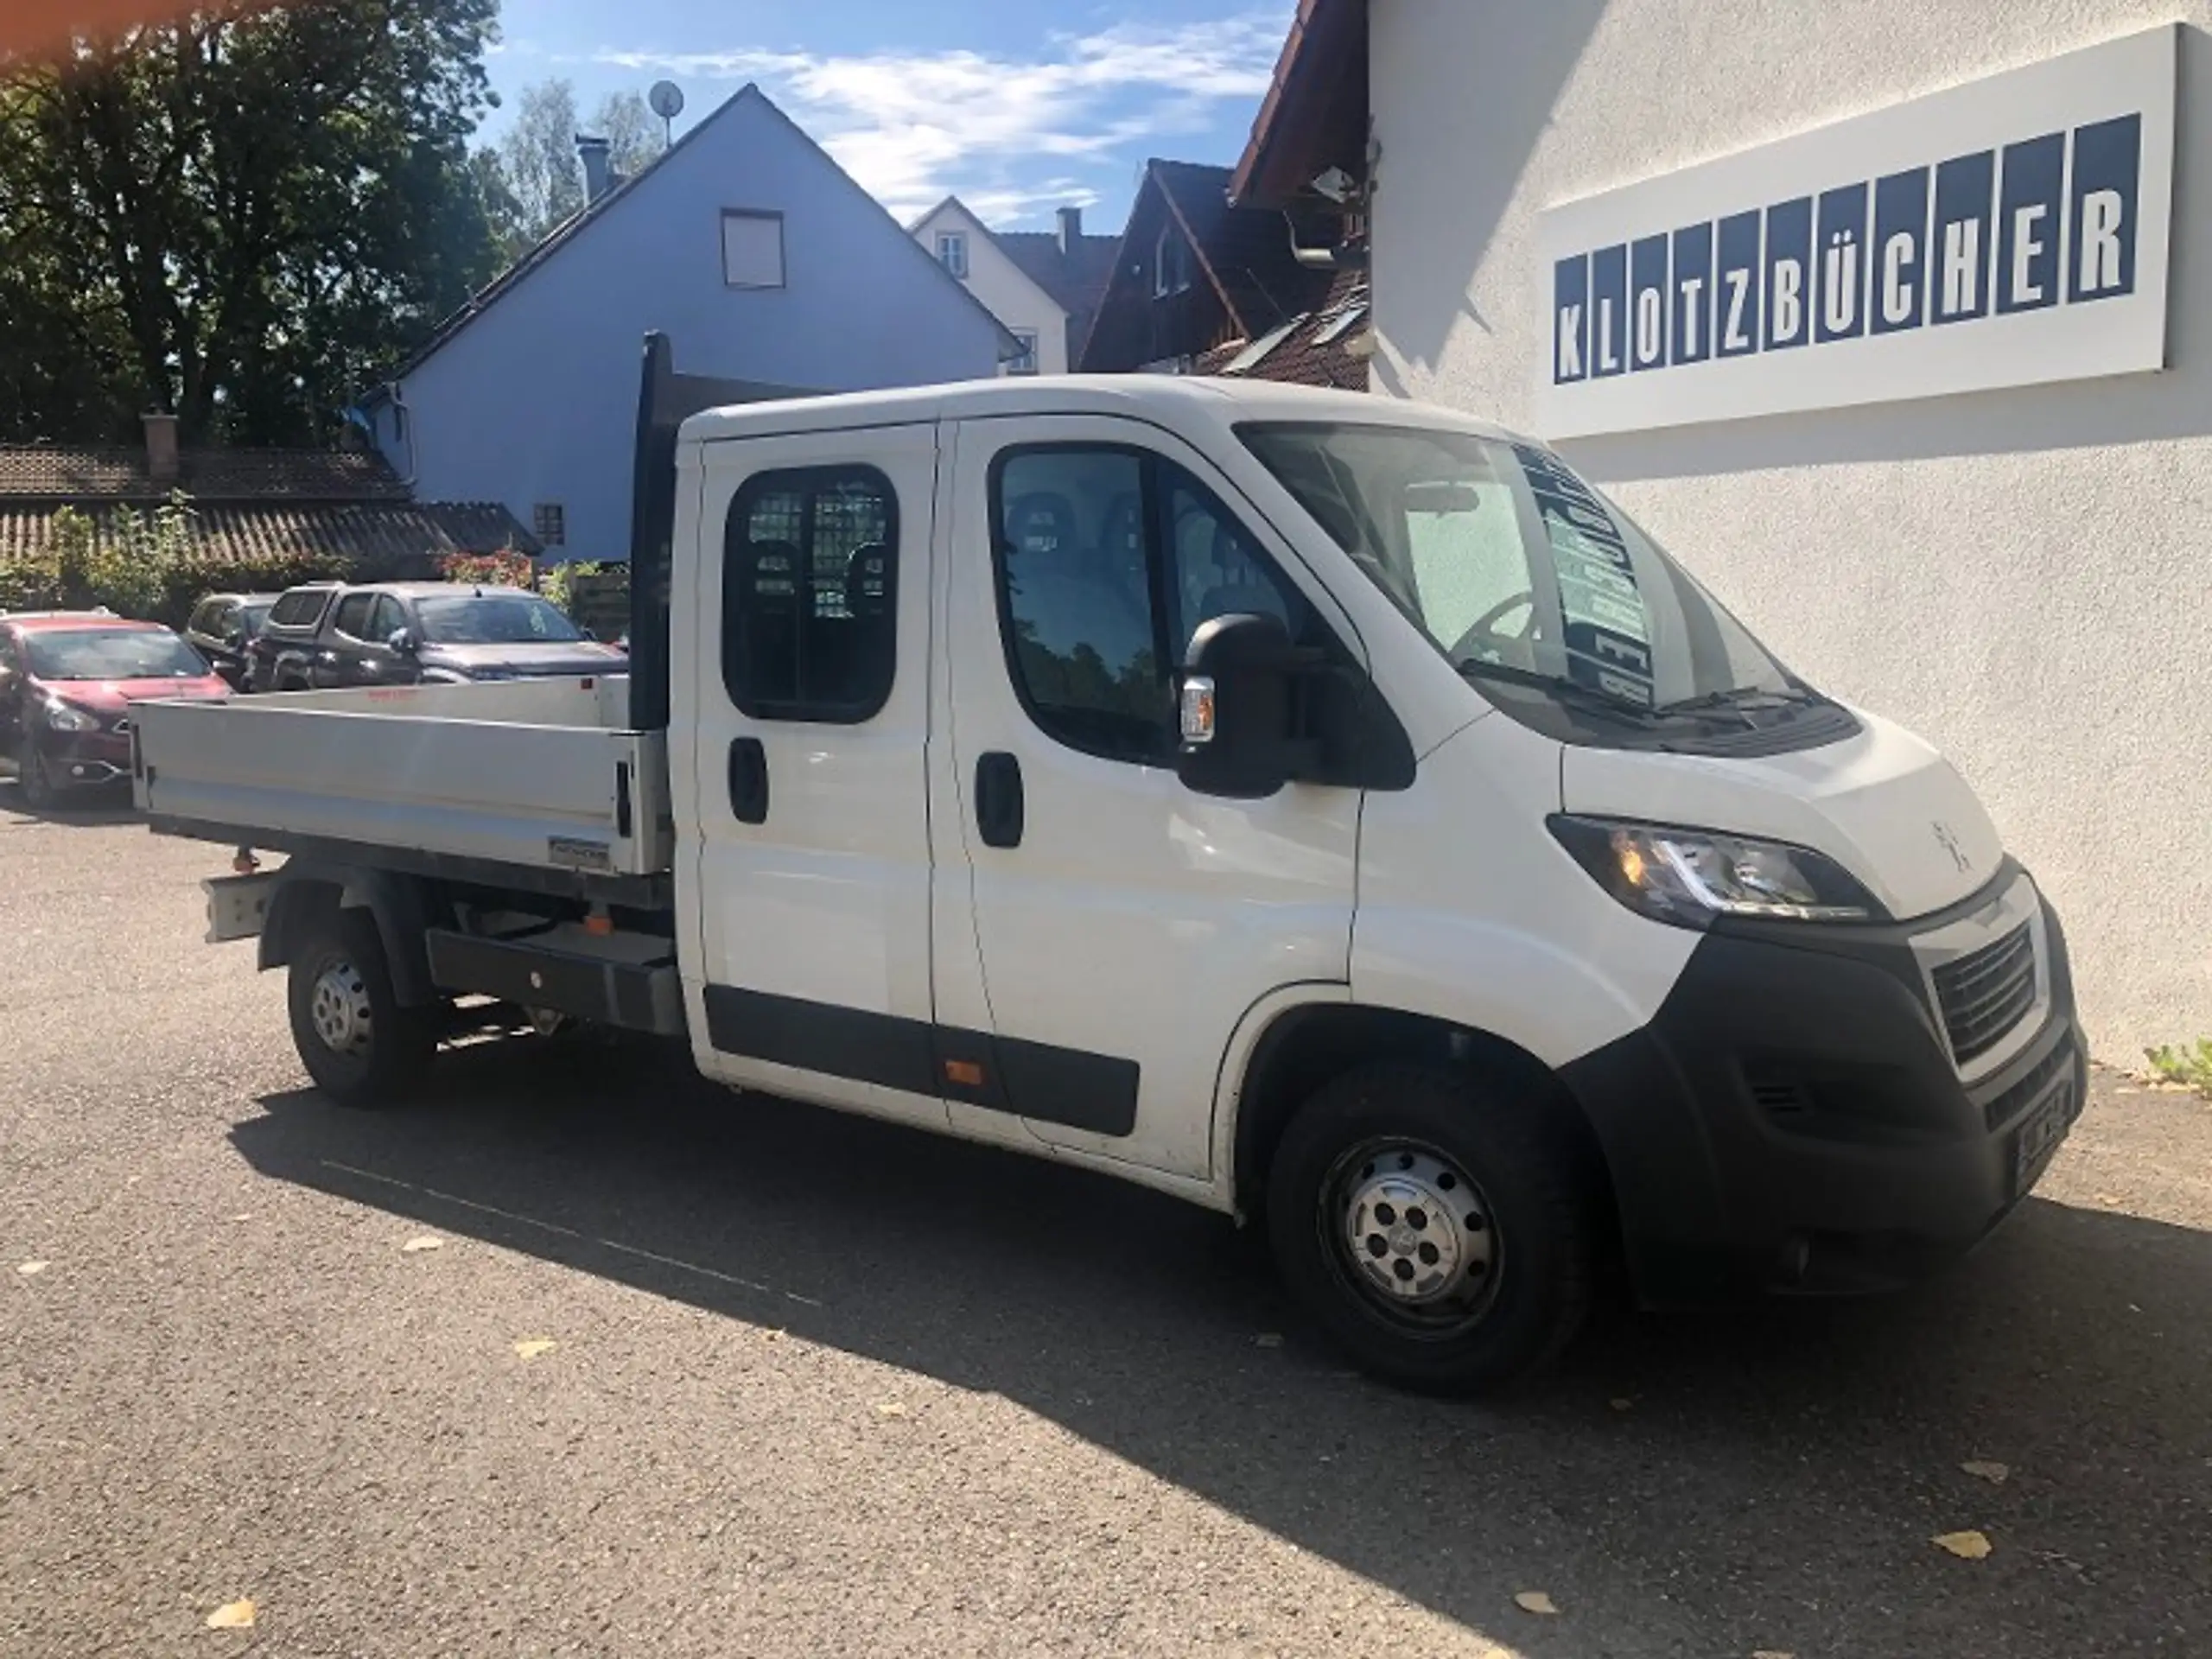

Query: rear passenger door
[677,423,947,1133]
[314,593,379,688]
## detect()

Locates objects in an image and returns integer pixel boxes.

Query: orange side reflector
[584,912,613,936]
[944,1059,985,1088]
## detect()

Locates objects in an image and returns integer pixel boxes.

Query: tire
[17,741,57,810]
[286,909,435,1108]
[1266,1062,1598,1395]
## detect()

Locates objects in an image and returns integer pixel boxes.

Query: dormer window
[1154,226,1192,298]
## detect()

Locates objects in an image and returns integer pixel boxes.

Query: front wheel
[286,910,435,1108]
[1266,1063,1599,1394]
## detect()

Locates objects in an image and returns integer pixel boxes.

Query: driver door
[933,416,1364,1181]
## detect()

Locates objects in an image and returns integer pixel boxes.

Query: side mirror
[387,627,420,656]
[1174,612,1315,799]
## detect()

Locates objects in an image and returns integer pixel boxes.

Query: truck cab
[136,359,2083,1394]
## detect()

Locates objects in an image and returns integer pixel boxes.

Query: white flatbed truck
[134,336,2085,1391]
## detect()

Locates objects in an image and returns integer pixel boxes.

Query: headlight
[1548,815,1888,927]
[42,701,100,733]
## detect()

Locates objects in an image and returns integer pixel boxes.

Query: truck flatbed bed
[133,676,673,903]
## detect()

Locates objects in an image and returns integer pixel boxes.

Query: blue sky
[482,0,1293,232]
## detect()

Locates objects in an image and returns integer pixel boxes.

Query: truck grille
[1931,920,2037,1066]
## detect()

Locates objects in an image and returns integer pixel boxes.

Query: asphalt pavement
[2,792,2208,1657]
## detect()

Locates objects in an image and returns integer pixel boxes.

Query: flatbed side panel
[134,700,671,876]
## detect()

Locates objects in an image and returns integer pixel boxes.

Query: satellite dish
[648,81,684,120]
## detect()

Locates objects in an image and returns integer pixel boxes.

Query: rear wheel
[1266,1062,1598,1394]
[286,910,435,1108]
[16,741,56,810]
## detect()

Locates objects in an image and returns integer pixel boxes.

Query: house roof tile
[0,501,537,567]
[0,445,410,504]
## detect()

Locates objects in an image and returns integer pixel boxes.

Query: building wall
[378,92,1007,563]
[911,203,1071,374]
[1370,1,2212,1058]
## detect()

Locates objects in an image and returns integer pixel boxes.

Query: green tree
[481,79,664,258]
[592,88,660,180]
[492,76,583,251]
[0,0,505,445]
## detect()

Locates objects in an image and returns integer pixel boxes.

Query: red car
[0,612,230,806]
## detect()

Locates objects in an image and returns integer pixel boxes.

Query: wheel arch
[258,861,446,1007]
[1219,996,1619,1240]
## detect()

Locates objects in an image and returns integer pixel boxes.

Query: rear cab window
[268,588,334,629]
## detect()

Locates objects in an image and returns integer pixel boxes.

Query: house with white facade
[908,198,1118,376]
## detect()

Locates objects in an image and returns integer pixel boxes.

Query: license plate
[2013,1078,2081,1192]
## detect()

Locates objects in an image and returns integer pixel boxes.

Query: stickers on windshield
[1510,444,1657,708]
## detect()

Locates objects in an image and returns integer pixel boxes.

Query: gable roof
[1229,0,1370,210]
[1077,160,1336,370]
[912,194,1122,365]
[372,87,1018,396]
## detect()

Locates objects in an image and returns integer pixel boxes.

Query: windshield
[415,594,582,646]
[24,628,209,681]
[1238,423,1795,714]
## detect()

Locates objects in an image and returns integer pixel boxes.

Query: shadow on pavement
[232,1038,2210,1656]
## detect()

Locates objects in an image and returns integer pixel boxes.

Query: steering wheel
[1448,590,1538,661]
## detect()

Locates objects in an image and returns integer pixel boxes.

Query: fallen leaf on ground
[513,1338,556,1361]
[205,1599,256,1629]
[1933,1529,1993,1560]
[16,1261,48,1276]
[1254,1332,1284,1348]
[1961,1459,2010,1484]
[401,1236,444,1253]
[874,1401,908,1419]
[1514,1590,1559,1615]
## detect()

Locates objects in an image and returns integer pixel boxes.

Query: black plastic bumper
[1561,862,2086,1305]
[33,729,133,791]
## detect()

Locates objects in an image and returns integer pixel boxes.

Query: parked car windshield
[23,628,210,680]
[414,594,582,645]
[1237,422,1796,715]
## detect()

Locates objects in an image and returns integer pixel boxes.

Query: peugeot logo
[1933,820,1971,874]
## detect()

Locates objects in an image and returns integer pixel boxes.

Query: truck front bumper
[1561,861,2086,1303]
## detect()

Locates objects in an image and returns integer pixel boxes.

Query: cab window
[989,444,1316,766]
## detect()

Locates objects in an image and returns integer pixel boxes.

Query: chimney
[576,134,613,203]
[142,410,179,486]
[1057,205,1083,255]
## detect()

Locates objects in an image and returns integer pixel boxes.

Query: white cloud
[576,10,1288,227]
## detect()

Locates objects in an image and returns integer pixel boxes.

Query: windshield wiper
[1655,683,1823,715]
[1454,658,1658,719]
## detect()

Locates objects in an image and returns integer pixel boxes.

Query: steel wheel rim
[309,958,374,1058]
[1319,1137,1501,1337]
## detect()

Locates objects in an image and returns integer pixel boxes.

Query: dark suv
[182,590,281,690]
[247,581,621,692]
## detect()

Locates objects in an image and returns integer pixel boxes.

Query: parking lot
[2,791,2208,1657]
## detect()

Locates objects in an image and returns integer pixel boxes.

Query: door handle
[975,751,1024,849]
[728,735,769,824]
